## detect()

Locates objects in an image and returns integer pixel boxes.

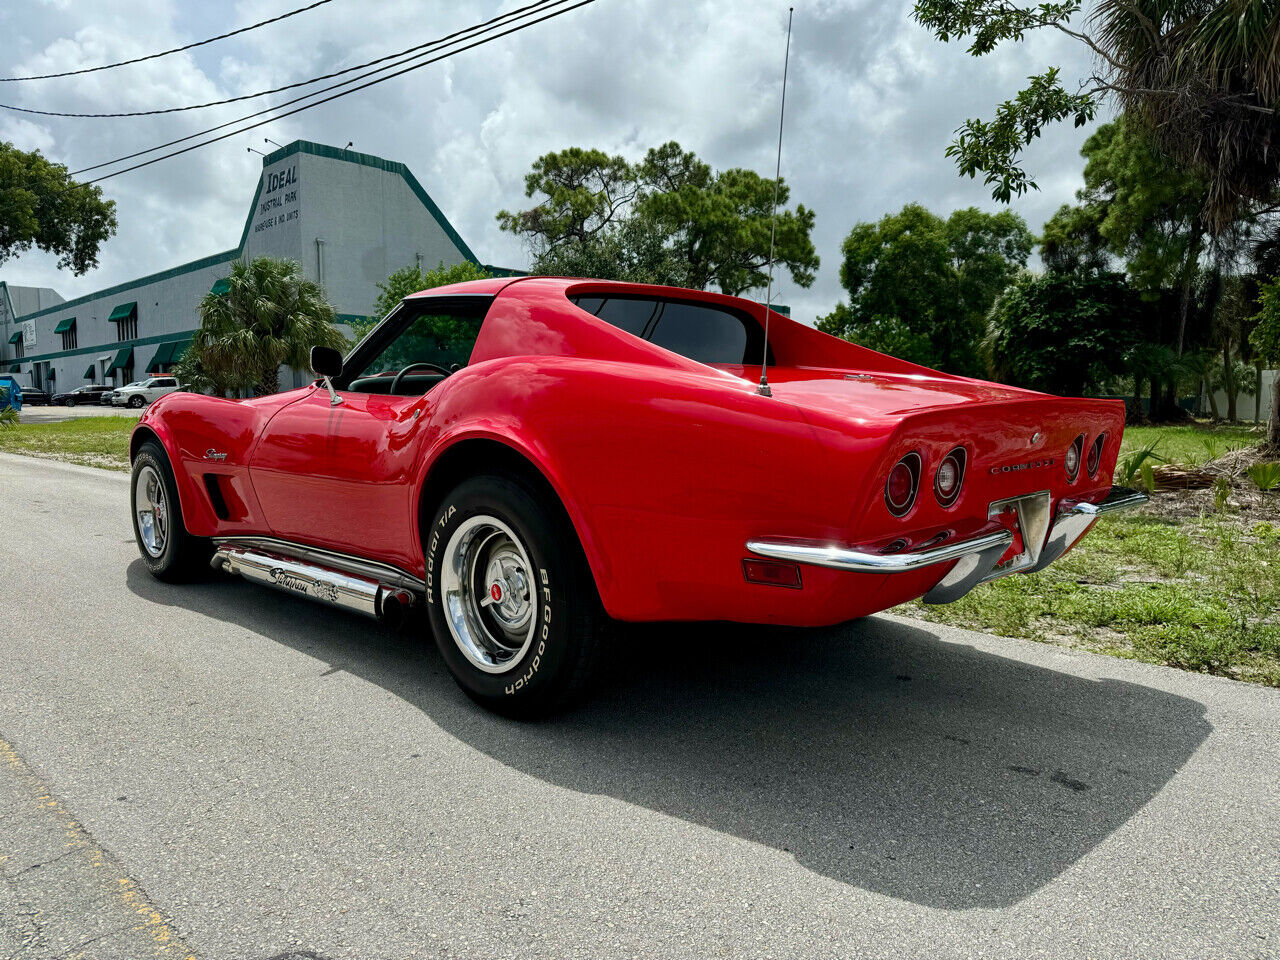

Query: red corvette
[130,277,1145,714]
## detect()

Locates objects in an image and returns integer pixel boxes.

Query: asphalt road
[1,452,1277,960]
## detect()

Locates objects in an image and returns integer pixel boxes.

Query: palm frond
[186,256,342,395]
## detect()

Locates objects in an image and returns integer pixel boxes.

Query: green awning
[107,347,133,371]
[8,364,19,373]
[6,331,21,344]
[144,339,191,372]
[107,301,137,323]
[53,317,76,333]
[210,277,231,296]
[84,364,96,378]
[146,342,174,372]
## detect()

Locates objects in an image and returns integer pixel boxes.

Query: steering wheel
[389,361,451,395]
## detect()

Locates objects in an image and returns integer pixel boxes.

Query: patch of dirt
[1141,445,1280,527]
[1205,444,1279,478]
[1137,484,1279,527]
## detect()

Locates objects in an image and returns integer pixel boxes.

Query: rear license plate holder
[984,490,1052,581]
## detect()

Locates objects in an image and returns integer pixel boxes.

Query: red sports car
[130,277,1145,714]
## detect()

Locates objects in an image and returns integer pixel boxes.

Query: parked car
[129,277,1145,716]
[53,385,115,406]
[104,380,142,406]
[111,376,181,409]
[17,385,49,405]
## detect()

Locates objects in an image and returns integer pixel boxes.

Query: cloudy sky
[0,0,1105,323]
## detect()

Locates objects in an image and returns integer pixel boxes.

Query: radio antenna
[757,6,793,399]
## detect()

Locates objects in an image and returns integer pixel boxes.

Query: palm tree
[1083,0,1280,436]
[178,257,346,396]
[1094,0,1280,237]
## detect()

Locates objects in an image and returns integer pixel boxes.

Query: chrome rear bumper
[746,485,1148,605]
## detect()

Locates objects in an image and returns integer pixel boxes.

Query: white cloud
[1,0,1100,323]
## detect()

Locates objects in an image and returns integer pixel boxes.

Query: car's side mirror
[310,346,344,407]
[310,346,343,379]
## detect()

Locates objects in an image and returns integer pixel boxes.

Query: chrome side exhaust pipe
[211,544,415,621]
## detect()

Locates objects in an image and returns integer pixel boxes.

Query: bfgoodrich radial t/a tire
[425,475,607,717]
[130,441,213,582]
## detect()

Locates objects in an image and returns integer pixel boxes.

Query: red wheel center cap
[490,583,503,602]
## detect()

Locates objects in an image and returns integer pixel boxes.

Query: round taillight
[1087,433,1105,477]
[934,447,966,507]
[885,453,920,516]
[936,460,957,494]
[1065,435,1084,482]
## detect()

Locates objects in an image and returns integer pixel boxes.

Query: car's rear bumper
[747,485,1148,605]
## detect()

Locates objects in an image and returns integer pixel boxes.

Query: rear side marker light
[1087,433,1105,478]
[1065,435,1084,482]
[743,558,803,589]
[885,452,921,516]
[934,447,966,507]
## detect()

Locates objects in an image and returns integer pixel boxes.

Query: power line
[81,0,598,185]
[3,0,559,120]
[0,0,338,83]
[69,0,567,177]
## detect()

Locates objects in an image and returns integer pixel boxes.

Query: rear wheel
[131,441,212,581]
[425,475,607,717]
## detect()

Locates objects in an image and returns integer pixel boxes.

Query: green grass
[1119,423,1262,466]
[0,417,135,470]
[903,514,1280,685]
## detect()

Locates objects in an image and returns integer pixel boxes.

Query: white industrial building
[0,140,510,391]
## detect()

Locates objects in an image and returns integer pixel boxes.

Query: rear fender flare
[414,429,616,613]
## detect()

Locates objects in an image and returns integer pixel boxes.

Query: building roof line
[15,250,242,323]
[265,140,480,264]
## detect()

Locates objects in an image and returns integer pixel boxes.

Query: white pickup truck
[110,376,182,408]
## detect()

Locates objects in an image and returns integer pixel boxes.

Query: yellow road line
[0,735,197,959]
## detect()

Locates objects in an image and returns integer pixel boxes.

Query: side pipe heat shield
[211,544,415,622]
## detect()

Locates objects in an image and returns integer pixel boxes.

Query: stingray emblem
[204,449,228,461]
[1029,432,1044,447]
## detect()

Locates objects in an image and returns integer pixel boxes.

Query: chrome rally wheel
[424,475,609,717]
[130,440,212,582]
[134,463,168,557]
[441,515,536,674]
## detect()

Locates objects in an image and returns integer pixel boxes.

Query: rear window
[570,294,768,365]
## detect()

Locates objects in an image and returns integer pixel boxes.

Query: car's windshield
[340,297,492,396]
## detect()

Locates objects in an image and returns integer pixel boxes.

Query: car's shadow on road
[127,560,1210,910]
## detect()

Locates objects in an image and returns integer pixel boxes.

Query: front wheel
[66,398,76,407]
[128,395,145,408]
[131,441,212,581]
[424,475,607,717]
